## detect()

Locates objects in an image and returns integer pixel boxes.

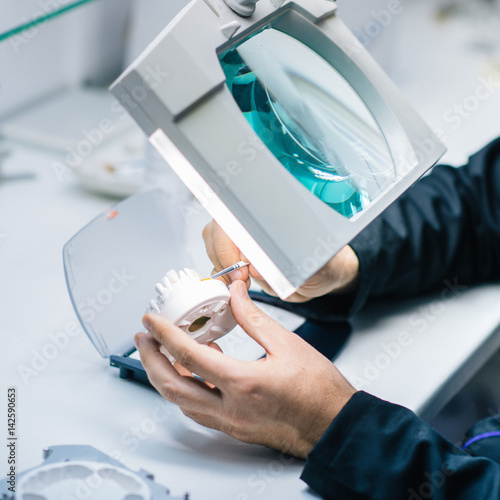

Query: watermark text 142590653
[6,388,17,494]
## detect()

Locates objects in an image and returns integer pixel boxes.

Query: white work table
[2,141,500,499]
[0,144,314,499]
[2,0,500,498]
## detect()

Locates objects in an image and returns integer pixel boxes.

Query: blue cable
[462,431,500,451]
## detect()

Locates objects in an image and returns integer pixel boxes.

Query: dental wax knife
[208,261,250,280]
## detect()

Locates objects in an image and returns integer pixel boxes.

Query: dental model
[146,268,237,348]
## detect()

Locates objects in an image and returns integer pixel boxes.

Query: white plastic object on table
[18,461,151,500]
[146,268,237,359]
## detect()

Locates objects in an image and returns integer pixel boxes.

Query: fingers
[134,331,222,413]
[250,277,279,298]
[202,221,250,285]
[207,341,223,353]
[142,314,241,387]
[180,408,223,432]
[174,342,222,389]
[229,281,288,354]
[248,263,263,281]
[202,220,278,293]
[173,362,192,378]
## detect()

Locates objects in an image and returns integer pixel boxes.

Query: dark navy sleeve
[285,137,500,321]
[349,137,500,312]
[301,391,500,499]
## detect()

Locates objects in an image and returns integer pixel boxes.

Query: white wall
[335,0,406,72]
[124,0,190,65]
[0,0,402,120]
[0,0,131,119]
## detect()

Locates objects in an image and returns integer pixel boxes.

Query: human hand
[202,220,360,302]
[135,280,357,459]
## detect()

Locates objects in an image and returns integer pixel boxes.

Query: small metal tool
[208,261,250,280]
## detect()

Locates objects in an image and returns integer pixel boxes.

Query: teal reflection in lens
[219,47,367,219]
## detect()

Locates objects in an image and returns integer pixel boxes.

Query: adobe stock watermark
[285,234,340,286]
[17,321,84,385]
[177,158,243,220]
[341,0,404,57]
[51,401,177,500]
[407,461,455,500]
[77,268,135,323]
[52,63,170,183]
[408,278,468,334]
[236,452,296,499]
[176,131,271,220]
[51,117,117,182]
[393,130,448,179]
[218,325,254,354]
[442,72,500,132]
[185,121,284,209]
[112,64,170,111]
[349,331,414,390]
[119,400,175,453]
[350,277,468,389]
[43,460,152,500]
[9,0,78,54]
[16,268,135,384]
[479,405,500,433]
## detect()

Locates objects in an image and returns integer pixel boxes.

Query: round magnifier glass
[220,27,397,218]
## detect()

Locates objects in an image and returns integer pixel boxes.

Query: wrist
[298,378,357,458]
[328,246,360,294]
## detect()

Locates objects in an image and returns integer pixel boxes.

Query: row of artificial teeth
[146,268,203,314]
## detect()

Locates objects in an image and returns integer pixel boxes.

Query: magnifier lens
[219,27,397,218]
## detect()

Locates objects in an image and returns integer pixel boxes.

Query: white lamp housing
[111,0,445,299]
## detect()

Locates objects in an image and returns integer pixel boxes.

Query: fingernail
[237,280,248,298]
[142,316,152,331]
[230,270,243,281]
[134,334,140,350]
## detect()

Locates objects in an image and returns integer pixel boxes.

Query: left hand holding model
[135,280,356,459]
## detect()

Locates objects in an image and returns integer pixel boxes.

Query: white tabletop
[2,136,500,500]
[2,1,500,498]
[0,144,313,499]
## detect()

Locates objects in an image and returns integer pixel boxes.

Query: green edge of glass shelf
[0,0,96,43]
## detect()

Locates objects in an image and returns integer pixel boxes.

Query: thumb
[229,280,286,353]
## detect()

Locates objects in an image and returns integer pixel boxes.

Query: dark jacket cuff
[301,391,381,497]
